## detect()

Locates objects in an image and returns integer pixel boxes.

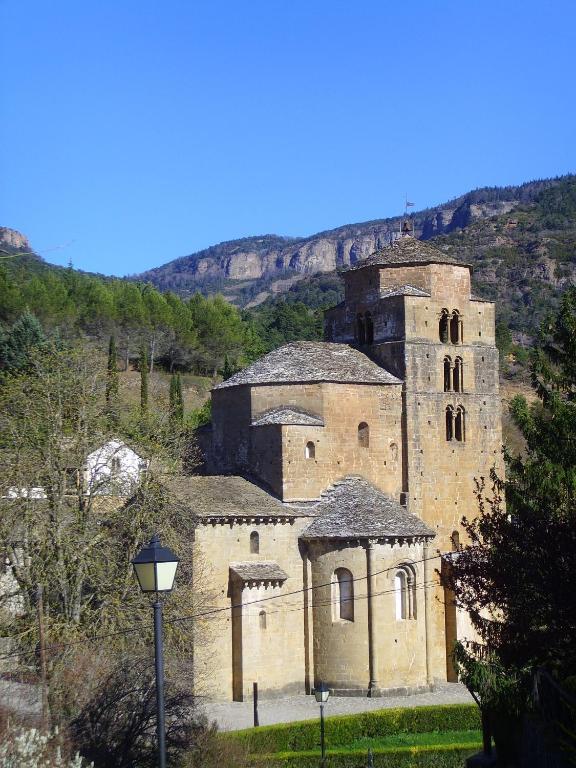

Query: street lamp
[314,682,330,767]
[132,534,180,768]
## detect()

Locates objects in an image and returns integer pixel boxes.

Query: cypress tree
[222,355,234,381]
[175,373,184,424]
[169,373,184,427]
[169,373,176,423]
[140,345,149,414]
[105,335,119,409]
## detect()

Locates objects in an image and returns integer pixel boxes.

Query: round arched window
[332,568,354,621]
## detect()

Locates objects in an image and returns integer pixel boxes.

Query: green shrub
[226,704,480,754]
[248,743,480,767]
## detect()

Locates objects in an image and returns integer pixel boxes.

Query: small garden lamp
[132,534,180,768]
[314,682,330,767]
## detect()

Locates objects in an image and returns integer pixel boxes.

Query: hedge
[249,743,481,767]
[226,704,480,754]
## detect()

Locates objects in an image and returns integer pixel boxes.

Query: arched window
[439,309,450,343]
[455,406,465,442]
[332,568,354,621]
[395,565,416,620]
[390,442,398,463]
[358,422,369,448]
[250,531,259,554]
[450,310,462,344]
[446,406,454,441]
[443,356,452,392]
[356,314,366,345]
[453,357,463,392]
[259,610,267,630]
[365,312,374,344]
[305,441,315,459]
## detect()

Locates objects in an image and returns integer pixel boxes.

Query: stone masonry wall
[329,261,502,683]
[308,539,428,692]
[279,382,403,502]
[193,517,309,700]
[211,386,252,473]
[250,423,284,497]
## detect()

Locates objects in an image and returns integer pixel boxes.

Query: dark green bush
[226,704,480,754]
[248,743,480,767]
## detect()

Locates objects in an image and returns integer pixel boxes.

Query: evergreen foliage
[244,300,323,354]
[139,345,149,414]
[169,373,184,427]
[0,261,266,376]
[105,335,119,426]
[0,310,46,372]
[445,286,576,761]
[226,704,479,755]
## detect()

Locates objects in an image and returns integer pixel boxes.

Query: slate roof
[343,237,471,272]
[214,341,401,389]
[380,284,431,299]
[230,562,288,583]
[470,294,495,303]
[252,407,324,427]
[162,475,304,519]
[300,476,435,540]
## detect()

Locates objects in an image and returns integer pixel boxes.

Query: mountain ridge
[133,176,570,299]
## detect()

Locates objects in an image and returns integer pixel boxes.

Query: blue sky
[1,0,574,276]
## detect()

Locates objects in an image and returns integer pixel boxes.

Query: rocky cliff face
[134,179,556,298]
[0,227,30,252]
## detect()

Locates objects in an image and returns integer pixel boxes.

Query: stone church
[170,233,502,701]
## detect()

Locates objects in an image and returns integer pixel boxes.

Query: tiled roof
[252,407,324,427]
[162,475,304,518]
[230,561,288,584]
[214,342,401,389]
[380,284,431,299]
[300,476,435,540]
[343,237,470,272]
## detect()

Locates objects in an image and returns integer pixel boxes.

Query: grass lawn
[345,729,482,750]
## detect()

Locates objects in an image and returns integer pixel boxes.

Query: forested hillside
[438,177,576,339]
[0,245,321,380]
[1,176,574,388]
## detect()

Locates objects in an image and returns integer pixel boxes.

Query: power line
[0,551,450,664]
[0,579,442,666]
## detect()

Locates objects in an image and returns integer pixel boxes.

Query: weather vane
[400,195,415,237]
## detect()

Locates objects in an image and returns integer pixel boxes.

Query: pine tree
[105,335,119,427]
[140,345,148,414]
[0,310,46,372]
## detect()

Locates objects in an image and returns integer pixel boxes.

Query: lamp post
[314,682,330,767]
[132,534,180,768]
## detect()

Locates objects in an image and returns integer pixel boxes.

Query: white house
[84,439,148,496]
[4,439,148,499]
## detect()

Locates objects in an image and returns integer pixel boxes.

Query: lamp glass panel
[134,562,157,592]
[155,561,178,592]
